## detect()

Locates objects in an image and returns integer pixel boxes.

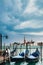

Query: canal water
[2,61,43,65]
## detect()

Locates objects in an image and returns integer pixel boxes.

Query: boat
[10,37,40,63]
[25,55,39,63]
[10,55,24,62]
[10,48,40,62]
[26,48,40,63]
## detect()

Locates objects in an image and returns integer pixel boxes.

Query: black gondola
[10,55,24,62]
[10,48,40,63]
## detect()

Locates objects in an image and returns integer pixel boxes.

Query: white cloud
[20,31,43,36]
[14,0,22,11]
[1,26,17,35]
[23,0,43,16]
[4,0,13,7]
[0,0,22,25]
[23,0,37,14]
[34,9,43,16]
[4,0,22,14]
[14,20,43,29]
[5,30,17,35]
[1,12,20,25]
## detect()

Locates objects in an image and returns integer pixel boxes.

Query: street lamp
[0,34,8,50]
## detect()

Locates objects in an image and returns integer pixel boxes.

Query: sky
[0,0,43,44]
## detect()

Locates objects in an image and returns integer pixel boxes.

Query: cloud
[23,0,43,16]
[0,0,22,22]
[0,25,17,35]
[22,31,43,36]
[1,13,10,24]
[34,9,43,16]
[5,30,17,35]
[14,20,43,29]
[0,12,20,26]
[23,0,37,14]
[0,25,7,34]
[4,0,22,11]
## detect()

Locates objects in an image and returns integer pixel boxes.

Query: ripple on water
[2,60,43,65]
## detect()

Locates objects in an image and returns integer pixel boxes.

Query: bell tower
[24,35,26,45]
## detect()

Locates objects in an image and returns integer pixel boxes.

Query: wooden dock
[0,56,10,64]
[0,56,4,64]
[0,50,10,64]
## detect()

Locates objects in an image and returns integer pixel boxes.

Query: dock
[0,56,10,64]
[0,56,4,64]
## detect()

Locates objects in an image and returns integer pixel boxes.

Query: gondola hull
[10,49,40,63]
[10,55,39,62]
[10,56,25,62]
[25,57,39,63]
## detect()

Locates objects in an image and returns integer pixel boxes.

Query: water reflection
[27,62,36,65]
[2,61,10,65]
[10,62,22,65]
[15,62,22,65]
[1,61,43,65]
[15,62,36,65]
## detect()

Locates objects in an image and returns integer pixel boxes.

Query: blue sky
[0,0,43,44]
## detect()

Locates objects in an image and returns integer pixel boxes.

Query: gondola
[10,55,39,63]
[25,55,39,63]
[10,49,40,63]
[10,55,24,62]
[10,51,25,62]
[26,48,40,63]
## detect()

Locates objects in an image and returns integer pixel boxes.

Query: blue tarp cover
[19,52,24,56]
[32,50,40,57]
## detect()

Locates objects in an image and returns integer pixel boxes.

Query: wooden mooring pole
[40,42,42,62]
[38,42,43,62]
